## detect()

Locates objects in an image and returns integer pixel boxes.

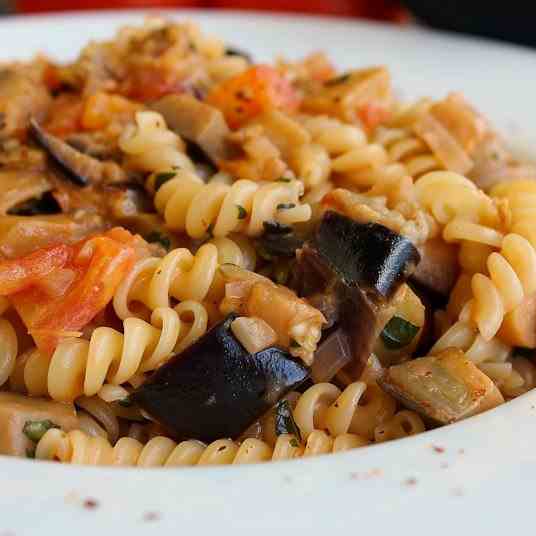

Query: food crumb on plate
[83,498,99,510]
[404,477,417,486]
[432,445,445,454]
[143,511,161,522]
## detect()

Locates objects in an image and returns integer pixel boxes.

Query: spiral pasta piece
[119,111,194,173]
[35,429,367,467]
[113,237,253,319]
[148,168,311,238]
[293,382,397,441]
[22,306,206,402]
[414,171,500,226]
[374,126,441,178]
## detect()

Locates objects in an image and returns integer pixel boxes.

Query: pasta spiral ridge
[22,306,206,402]
[119,110,194,173]
[148,168,311,238]
[35,429,367,466]
[0,314,18,388]
[113,237,253,320]
[302,115,413,205]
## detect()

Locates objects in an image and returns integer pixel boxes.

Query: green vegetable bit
[236,205,248,220]
[26,446,36,459]
[145,231,171,251]
[289,438,300,448]
[118,397,133,408]
[380,316,419,350]
[23,419,58,443]
[154,171,177,190]
[276,177,292,183]
[275,399,302,441]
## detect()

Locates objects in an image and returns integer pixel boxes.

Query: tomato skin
[206,65,300,128]
[0,245,71,296]
[0,229,137,355]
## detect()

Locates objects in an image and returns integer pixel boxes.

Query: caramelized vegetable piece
[30,120,125,186]
[380,349,504,424]
[294,211,420,378]
[0,392,78,456]
[206,65,300,128]
[302,67,392,128]
[498,292,536,348]
[411,238,459,297]
[151,94,234,162]
[131,315,309,442]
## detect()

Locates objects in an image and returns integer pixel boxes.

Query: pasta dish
[0,17,534,467]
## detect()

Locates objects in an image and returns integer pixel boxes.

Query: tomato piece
[120,68,187,102]
[206,65,300,128]
[0,229,137,355]
[0,245,71,295]
[44,94,84,137]
[358,101,392,132]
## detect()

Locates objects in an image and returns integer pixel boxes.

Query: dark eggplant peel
[131,314,309,442]
[294,210,420,381]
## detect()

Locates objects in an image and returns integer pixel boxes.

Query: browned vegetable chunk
[0,69,51,140]
[0,392,78,456]
[0,171,52,216]
[411,238,460,297]
[380,348,504,424]
[151,94,234,163]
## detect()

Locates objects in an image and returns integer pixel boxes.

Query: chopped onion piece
[231,316,278,354]
[311,329,352,383]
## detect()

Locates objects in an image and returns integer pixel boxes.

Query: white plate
[1,10,536,535]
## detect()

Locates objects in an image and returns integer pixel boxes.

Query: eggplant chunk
[294,211,420,378]
[131,315,309,442]
[151,94,235,163]
[379,349,504,425]
[30,119,125,186]
[313,211,420,300]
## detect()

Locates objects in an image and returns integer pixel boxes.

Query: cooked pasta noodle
[114,238,253,319]
[0,317,18,388]
[35,428,369,466]
[22,307,205,402]
[119,111,194,173]
[147,168,311,238]
[374,410,425,443]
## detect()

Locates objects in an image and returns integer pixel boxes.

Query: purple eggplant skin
[131,315,309,442]
[293,211,420,379]
[313,211,420,300]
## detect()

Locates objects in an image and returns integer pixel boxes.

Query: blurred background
[1,0,535,48]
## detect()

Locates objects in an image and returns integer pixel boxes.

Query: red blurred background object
[16,0,408,21]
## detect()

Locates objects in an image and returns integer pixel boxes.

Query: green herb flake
[118,397,133,408]
[236,205,248,220]
[289,438,300,448]
[23,419,58,443]
[277,203,296,211]
[380,316,419,350]
[275,400,302,441]
[276,177,292,183]
[324,73,351,86]
[154,171,177,191]
[26,446,36,459]
[145,231,171,251]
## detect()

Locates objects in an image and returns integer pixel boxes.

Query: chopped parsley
[154,171,177,191]
[275,400,302,441]
[380,316,419,350]
[276,177,292,183]
[236,205,248,220]
[118,397,133,408]
[145,231,171,251]
[23,419,58,443]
